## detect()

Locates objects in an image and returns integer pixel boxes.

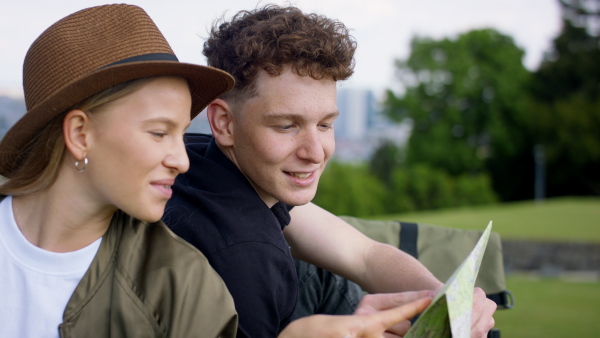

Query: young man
[163,5,496,337]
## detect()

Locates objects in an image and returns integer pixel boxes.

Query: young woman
[0,4,237,337]
[0,4,430,337]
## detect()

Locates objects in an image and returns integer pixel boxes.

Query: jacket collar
[62,211,124,321]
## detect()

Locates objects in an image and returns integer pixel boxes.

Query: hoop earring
[75,157,88,172]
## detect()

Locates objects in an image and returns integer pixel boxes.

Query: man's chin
[279,193,315,207]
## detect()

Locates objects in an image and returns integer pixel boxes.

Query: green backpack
[339,216,514,310]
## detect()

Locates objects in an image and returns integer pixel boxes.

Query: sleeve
[209,242,298,338]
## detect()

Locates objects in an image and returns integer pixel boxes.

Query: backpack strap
[487,290,515,309]
[399,222,419,259]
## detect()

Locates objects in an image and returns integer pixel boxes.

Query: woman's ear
[207,99,235,147]
[63,109,91,161]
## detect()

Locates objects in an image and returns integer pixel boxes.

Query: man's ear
[207,99,235,147]
[63,109,91,161]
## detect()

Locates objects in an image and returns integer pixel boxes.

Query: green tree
[528,0,600,196]
[368,141,403,185]
[314,161,387,217]
[384,29,532,200]
[387,165,497,213]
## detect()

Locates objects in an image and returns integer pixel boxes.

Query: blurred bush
[314,161,497,217]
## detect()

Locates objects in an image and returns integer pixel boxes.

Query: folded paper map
[405,221,493,338]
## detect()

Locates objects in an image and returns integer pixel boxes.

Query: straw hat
[0,4,234,177]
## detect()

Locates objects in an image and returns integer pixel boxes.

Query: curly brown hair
[203,4,357,102]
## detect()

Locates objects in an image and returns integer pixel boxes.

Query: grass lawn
[374,196,600,243]
[494,273,600,337]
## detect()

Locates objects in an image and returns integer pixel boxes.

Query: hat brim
[0,61,233,177]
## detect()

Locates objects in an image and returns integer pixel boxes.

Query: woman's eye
[151,131,167,138]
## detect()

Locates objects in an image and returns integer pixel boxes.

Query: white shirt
[0,196,101,338]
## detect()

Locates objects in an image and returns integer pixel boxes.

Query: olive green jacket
[57,210,238,337]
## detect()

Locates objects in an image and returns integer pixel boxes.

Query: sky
[0,0,562,98]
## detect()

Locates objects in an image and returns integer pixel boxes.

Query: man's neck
[215,141,279,208]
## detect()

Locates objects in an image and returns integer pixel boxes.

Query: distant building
[334,87,411,162]
[336,88,372,139]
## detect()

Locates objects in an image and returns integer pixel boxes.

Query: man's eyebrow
[322,111,340,119]
[262,111,340,120]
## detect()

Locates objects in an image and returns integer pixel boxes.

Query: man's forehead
[254,66,335,89]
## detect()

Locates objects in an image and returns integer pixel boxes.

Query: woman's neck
[12,183,114,253]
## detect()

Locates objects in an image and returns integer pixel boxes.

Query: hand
[352,290,437,337]
[278,296,432,338]
[471,287,497,337]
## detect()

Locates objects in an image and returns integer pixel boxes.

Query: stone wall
[502,240,600,273]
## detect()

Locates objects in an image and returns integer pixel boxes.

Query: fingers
[471,287,497,338]
[355,290,436,315]
[363,297,432,335]
[381,319,412,337]
[353,292,435,337]
[277,297,432,338]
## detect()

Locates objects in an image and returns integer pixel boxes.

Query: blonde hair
[0,77,153,196]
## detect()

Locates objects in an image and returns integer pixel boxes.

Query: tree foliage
[528,0,600,195]
[319,0,600,216]
[368,140,404,185]
[384,29,532,200]
[313,161,387,217]
[314,160,497,218]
